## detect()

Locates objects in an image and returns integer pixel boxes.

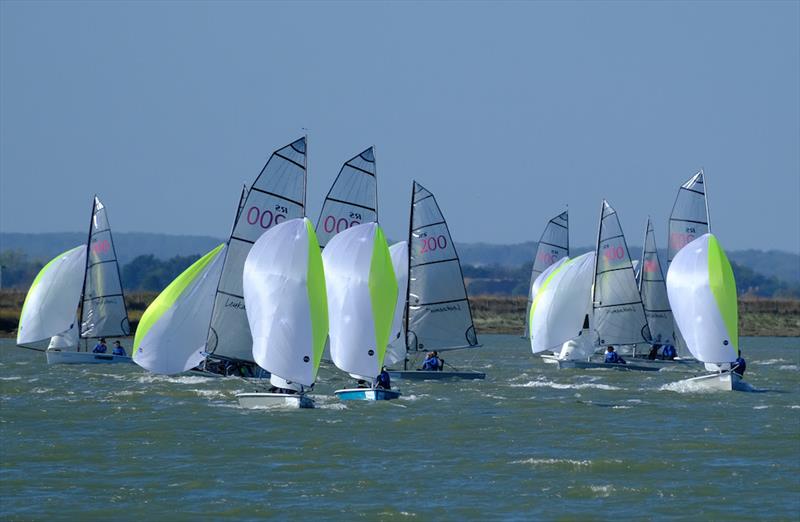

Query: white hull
[676,372,746,392]
[236,392,314,409]
[46,350,133,365]
[540,354,559,365]
[556,359,660,372]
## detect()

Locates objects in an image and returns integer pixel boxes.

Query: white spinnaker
[524,210,569,337]
[592,201,651,346]
[385,241,409,366]
[133,244,226,375]
[324,223,397,379]
[668,170,709,263]
[315,147,377,248]
[17,246,86,347]
[666,233,738,365]
[638,218,675,344]
[529,256,568,329]
[80,196,130,339]
[529,252,595,353]
[243,218,327,387]
[207,137,307,363]
[407,182,478,352]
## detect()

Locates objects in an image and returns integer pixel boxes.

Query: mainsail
[406,181,478,352]
[207,137,307,363]
[80,196,130,339]
[315,147,377,248]
[243,218,328,387]
[323,222,398,379]
[666,233,738,365]
[668,170,709,263]
[592,200,650,346]
[638,218,675,345]
[524,210,569,337]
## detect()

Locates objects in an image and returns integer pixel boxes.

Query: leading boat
[17,196,132,364]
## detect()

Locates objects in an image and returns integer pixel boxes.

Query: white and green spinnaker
[132,244,226,374]
[243,218,328,388]
[323,222,398,380]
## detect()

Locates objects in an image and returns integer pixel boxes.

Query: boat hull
[334,388,401,401]
[556,359,660,372]
[676,372,745,392]
[236,392,314,409]
[387,370,485,381]
[46,350,133,365]
[540,354,559,365]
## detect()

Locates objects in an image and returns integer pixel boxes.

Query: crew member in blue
[421,351,444,371]
[92,338,108,353]
[661,344,677,360]
[604,346,626,364]
[112,341,126,356]
[731,350,746,376]
[376,366,391,390]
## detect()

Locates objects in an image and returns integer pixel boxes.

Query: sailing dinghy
[17,196,132,364]
[388,181,484,381]
[324,223,401,401]
[524,210,569,338]
[236,218,328,408]
[666,233,747,391]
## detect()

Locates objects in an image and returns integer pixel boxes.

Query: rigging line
[247,186,304,208]
[86,259,118,269]
[537,240,568,250]
[412,220,446,232]
[681,187,705,196]
[274,151,305,170]
[597,266,636,275]
[324,197,376,212]
[670,218,708,226]
[414,194,434,204]
[411,297,468,307]
[599,233,626,242]
[216,289,244,299]
[411,258,458,268]
[344,162,376,177]
[549,219,568,230]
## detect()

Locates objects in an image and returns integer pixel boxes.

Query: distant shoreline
[1,291,798,339]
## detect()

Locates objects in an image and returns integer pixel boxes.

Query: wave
[511,378,622,391]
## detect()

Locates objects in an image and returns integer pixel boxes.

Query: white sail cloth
[243,218,328,387]
[639,218,674,344]
[668,170,709,263]
[666,233,738,366]
[323,222,398,379]
[529,252,595,353]
[17,246,86,347]
[133,244,226,374]
[385,241,409,366]
[525,210,569,337]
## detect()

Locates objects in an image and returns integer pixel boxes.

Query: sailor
[92,338,108,353]
[112,341,126,356]
[647,344,661,360]
[604,346,626,364]
[731,350,746,377]
[433,351,444,370]
[661,344,677,360]
[421,351,441,371]
[376,366,391,390]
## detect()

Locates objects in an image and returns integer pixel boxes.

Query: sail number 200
[246,205,288,229]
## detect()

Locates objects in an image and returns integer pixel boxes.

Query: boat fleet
[14,137,749,407]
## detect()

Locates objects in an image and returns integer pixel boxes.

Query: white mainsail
[666,233,738,366]
[406,181,478,352]
[80,196,130,339]
[315,147,377,248]
[385,241,409,366]
[133,244,227,374]
[638,218,675,345]
[323,222,398,380]
[207,137,307,363]
[524,210,569,337]
[243,218,328,387]
[592,200,650,346]
[17,246,86,348]
[668,170,709,263]
[529,252,594,353]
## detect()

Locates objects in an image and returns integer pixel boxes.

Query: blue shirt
[605,351,620,363]
[732,357,746,376]
[422,357,440,371]
[376,371,391,389]
[93,343,107,353]
[662,345,677,359]
[112,346,126,356]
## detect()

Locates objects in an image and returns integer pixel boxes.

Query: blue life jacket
[605,351,620,363]
[422,357,440,371]
[662,345,677,359]
[112,346,126,356]
[93,343,107,353]
[376,371,391,389]
[732,357,746,376]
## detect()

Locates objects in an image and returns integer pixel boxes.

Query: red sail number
[419,235,447,254]
[246,206,286,230]
[323,215,360,234]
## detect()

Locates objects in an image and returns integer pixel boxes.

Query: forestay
[666,233,738,365]
[385,241,409,366]
[529,252,594,353]
[668,170,709,263]
[133,244,227,374]
[592,200,650,346]
[17,246,86,348]
[407,182,478,352]
[638,218,674,345]
[207,137,307,363]
[80,196,130,339]
[323,222,398,379]
[243,218,328,387]
[315,147,377,248]
[524,210,569,337]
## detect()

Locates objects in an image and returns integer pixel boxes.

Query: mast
[638,217,649,293]
[76,195,96,351]
[591,199,604,308]
[403,181,415,369]
[702,168,711,233]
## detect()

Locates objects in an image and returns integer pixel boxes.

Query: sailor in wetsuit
[112,341,126,356]
[376,366,391,390]
[731,350,746,376]
[661,344,677,360]
[92,338,108,353]
[604,346,626,364]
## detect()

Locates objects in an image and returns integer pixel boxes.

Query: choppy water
[1,336,799,520]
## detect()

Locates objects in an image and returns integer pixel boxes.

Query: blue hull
[334,388,401,401]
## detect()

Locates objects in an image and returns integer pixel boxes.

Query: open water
[1,336,799,520]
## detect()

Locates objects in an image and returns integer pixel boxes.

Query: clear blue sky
[2,1,798,253]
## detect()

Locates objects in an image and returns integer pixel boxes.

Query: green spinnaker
[368,227,398,366]
[707,235,738,352]
[305,219,329,377]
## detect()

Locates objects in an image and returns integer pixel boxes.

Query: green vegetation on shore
[1,291,797,339]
